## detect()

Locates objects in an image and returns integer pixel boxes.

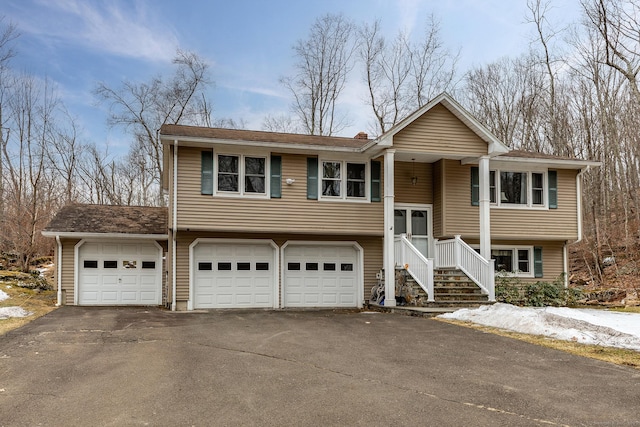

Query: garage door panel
[193,242,275,309]
[78,242,161,306]
[284,245,359,308]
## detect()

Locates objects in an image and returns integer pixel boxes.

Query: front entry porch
[372,234,495,308]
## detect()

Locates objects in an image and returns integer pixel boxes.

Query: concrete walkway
[1,307,639,426]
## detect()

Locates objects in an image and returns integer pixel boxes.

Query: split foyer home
[42,93,599,310]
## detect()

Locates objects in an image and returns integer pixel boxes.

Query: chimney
[354,131,368,140]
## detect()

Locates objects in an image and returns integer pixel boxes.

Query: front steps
[398,268,492,308]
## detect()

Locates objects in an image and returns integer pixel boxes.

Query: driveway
[0,307,639,426]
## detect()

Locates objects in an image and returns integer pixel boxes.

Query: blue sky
[3,0,581,152]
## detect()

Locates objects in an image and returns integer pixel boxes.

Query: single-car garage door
[78,241,162,305]
[192,240,277,309]
[283,244,360,308]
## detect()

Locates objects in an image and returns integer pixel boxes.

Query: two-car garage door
[191,240,360,309]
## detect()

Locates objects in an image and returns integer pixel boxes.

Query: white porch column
[479,155,491,260]
[383,149,396,306]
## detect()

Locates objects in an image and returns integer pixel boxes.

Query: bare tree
[95,49,212,205]
[359,15,458,135]
[262,114,299,133]
[581,0,640,103]
[281,13,356,136]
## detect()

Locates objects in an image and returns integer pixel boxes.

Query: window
[341,263,353,271]
[256,262,270,271]
[306,263,319,271]
[237,262,251,271]
[123,260,137,269]
[198,262,213,271]
[83,260,98,269]
[104,260,118,269]
[320,160,367,200]
[491,247,533,276]
[142,261,156,269]
[473,168,548,208]
[322,161,341,197]
[218,262,232,271]
[288,262,301,271]
[323,263,336,271]
[215,154,267,196]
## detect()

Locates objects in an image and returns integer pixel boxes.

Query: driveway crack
[190,341,571,427]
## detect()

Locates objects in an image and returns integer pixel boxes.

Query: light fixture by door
[411,159,418,185]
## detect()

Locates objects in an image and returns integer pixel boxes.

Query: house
[42,93,599,309]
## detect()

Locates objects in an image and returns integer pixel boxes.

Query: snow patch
[0,306,32,319]
[439,303,640,351]
[0,290,8,302]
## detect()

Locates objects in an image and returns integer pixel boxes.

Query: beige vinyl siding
[394,104,488,156]
[176,148,383,235]
[60,238,80,305]
[442,160,580,240]
[395,161,433,204]
[174,231,382,308]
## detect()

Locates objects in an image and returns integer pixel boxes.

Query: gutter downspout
[563,165,591,288]
[55,235,62,306]
[172,140,178,311]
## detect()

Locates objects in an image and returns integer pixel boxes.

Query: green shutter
[371,160,381,202]
[307,157,318,200]
[201,150,213,195]
[548,170,557,209]
[534,246,543,278]
[470,167,479,206]
[270,155,282,199]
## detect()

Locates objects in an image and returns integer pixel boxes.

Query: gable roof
[42,204,168,238]
[160,124,371,151]
[376,92,510,155]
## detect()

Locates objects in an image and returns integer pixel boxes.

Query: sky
[2,0,583,154]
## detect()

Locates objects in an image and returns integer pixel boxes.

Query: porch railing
[394,234,434,302]
[434,235,495,301]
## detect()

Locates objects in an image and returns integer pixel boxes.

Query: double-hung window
[492,247,532,275]
[320,160,367,200]
[488,170,546,208]
[216,154,267,196]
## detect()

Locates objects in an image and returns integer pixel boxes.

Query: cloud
[25,0,179,62]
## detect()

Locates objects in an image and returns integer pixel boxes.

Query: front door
[394,205,432,257]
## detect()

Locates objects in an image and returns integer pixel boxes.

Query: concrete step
[434,287,483,295]
[434,293,489,302]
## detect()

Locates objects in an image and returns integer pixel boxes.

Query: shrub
[496,274,583,307]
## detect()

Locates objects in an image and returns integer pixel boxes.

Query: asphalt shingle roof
[44,204,168,235]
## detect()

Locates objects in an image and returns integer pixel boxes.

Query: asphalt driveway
[1,307,639,426]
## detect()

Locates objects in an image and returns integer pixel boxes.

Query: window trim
[213,152,270,199]
[490,169,548,209]
[318,159,370,202]
[491,245,535,278]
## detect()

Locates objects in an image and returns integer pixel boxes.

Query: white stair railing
[394,234,434,302]
[434,235,495,301]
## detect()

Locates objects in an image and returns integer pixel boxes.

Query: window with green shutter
[371,160,381,202]
[201,150,213,195]
[534,246,543,278]
[470,167,479,206]
[307,157,318,200]
[270,155,281,198]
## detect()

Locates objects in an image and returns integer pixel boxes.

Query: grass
[436,318,640,370]
[0,279,57,336]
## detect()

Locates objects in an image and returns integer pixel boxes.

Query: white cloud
[25,0,179,62]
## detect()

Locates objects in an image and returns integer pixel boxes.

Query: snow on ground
[0,289,32,319]
[439,303,640,351]
[0,306,32,319]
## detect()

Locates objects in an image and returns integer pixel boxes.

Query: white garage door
[78,241,162,305]
[193,241,276,309]
[283,244,359,308]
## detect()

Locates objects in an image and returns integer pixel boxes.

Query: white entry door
[394,205,432,257]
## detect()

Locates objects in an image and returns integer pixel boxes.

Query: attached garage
[77,241,162,305]
[282,242,362,308]
[190,239,278,309]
